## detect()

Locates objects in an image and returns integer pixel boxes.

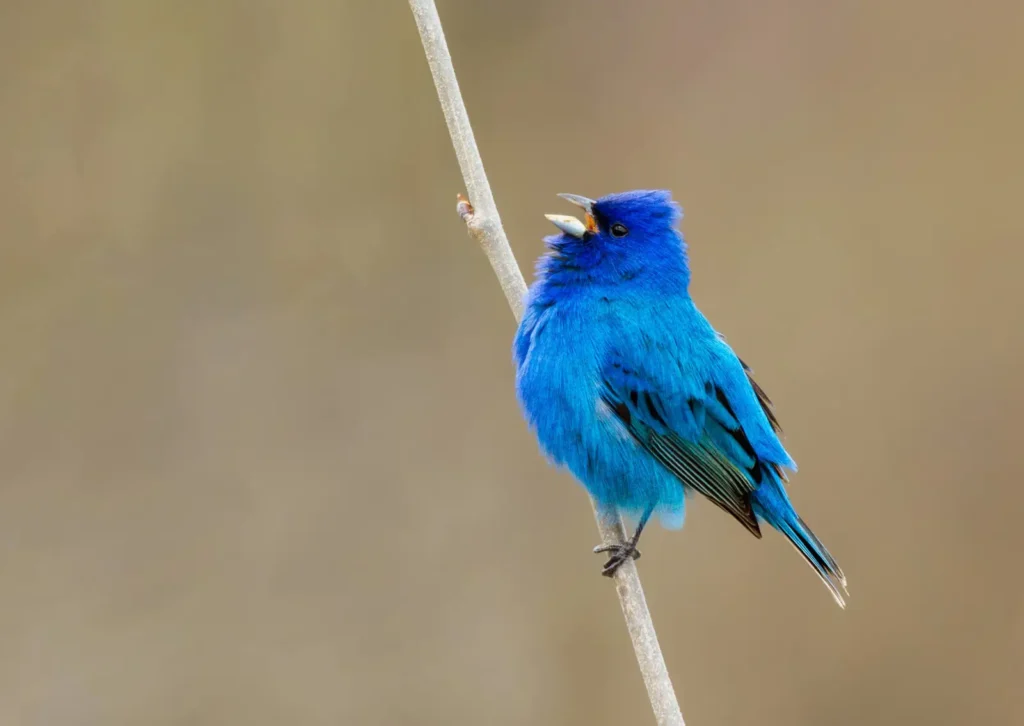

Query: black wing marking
[738,356,781,434]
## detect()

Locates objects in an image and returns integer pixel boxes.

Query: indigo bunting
[513,190,847,607]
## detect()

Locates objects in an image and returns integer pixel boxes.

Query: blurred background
[1,0,1022,724]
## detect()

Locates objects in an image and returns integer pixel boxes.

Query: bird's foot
[593,541,641,577]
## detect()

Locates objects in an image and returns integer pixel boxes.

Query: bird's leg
[594,502,655,577]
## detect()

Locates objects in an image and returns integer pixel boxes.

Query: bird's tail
[751,478,848,608]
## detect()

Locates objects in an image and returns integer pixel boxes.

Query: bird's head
[542,189,688,287]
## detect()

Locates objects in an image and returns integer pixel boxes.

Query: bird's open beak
[545,193,598,238]
[544,214,587,238]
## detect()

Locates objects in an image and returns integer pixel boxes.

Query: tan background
[1,1,1023,724]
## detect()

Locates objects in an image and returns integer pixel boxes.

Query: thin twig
[408,2,684,724]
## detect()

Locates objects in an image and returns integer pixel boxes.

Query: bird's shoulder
[601,296,719,373]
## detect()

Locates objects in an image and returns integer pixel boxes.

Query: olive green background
[1,1,1022,724]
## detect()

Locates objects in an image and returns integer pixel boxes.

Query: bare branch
[408,2,684,724]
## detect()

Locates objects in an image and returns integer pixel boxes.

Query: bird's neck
[536,247,691,303]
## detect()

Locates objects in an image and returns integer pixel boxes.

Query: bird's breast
[516,300,616,456]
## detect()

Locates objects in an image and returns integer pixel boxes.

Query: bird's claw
[593,541,641,577]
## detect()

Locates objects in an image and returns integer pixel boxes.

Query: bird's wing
[600,351,763,537]
[738,356,782,435]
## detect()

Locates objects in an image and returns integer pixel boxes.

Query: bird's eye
[610,223,629,238]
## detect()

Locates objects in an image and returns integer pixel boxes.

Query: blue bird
[513,190,847,607]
